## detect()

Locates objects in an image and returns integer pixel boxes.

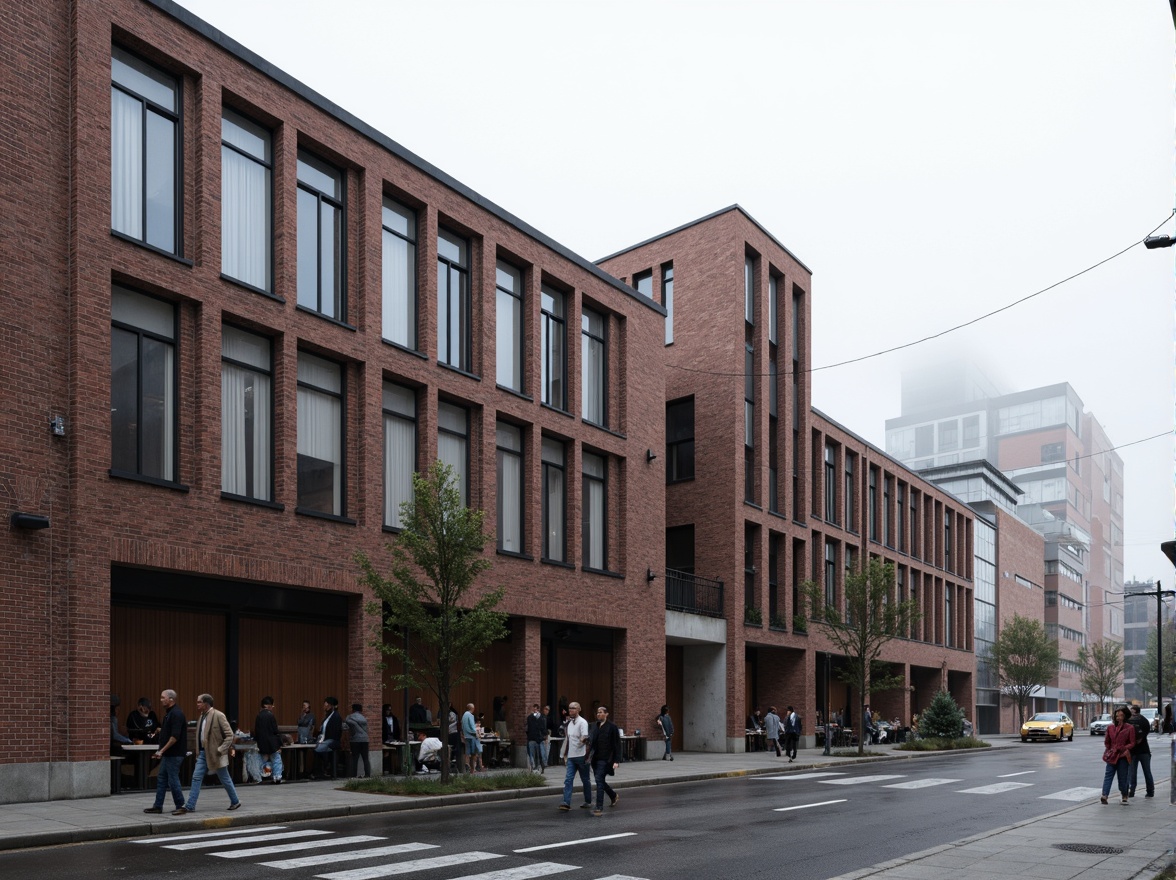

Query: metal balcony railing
[664,568,725,618]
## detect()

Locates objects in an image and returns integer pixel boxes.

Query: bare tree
[1077,639,1124,715]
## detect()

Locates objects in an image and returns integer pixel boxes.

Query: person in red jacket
[1101,705,1136,805]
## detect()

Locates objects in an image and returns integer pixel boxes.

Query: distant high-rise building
[1123,579,1174,705]
[886,367,1125,724]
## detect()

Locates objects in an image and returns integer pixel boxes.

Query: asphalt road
[1,739,1106,880]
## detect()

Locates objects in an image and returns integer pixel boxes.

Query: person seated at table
[381,703,401,743]
[126,697,160,743]
[415,731,443,773]
[312,696,343,779]
[110,695,132,754]
[746,707,763,730]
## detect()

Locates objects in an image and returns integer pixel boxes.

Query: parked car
[1139,708,1161,732]
[1020,711,1074,742]
[1089,713,1112,736]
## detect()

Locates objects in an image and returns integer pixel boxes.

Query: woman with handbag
[1101,705,1136,805]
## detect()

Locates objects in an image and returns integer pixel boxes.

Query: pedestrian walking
[764,706,782,757]
[177,693,240,814]
[1126,705,1154,798]
[526,703,547,773]
[783,706,800,761]
[656,705,674,761]
[1101,705,1136,805]
[142,689,186,814]
[557,701,592,811]
[344,703,371,778]
[588,706,621,816]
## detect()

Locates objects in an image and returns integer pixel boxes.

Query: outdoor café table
[479,737,511,768]
[745,729,765,752]
[282,742,317,780]
[120,743,157,790]
[381,741,412,775]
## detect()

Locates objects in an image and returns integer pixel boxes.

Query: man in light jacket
[557,701,592,811]
[177,693,240,814]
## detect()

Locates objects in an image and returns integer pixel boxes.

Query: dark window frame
[666,397,695,483]
[295,351,347,518]
[220,107,273,293]
[382,197,419,351]
[296,150,347,320]
[220,322,274,503]
[540,284,568,411]
[581,306,607,427]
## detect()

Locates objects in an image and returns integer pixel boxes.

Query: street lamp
[1144,234,1175,249]
[823,653,831,756]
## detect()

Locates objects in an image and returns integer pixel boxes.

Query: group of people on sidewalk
[1100,703,1166,804]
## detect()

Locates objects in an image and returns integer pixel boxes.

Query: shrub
[918,689,965,739]
[343,769,544,796]
[896,736,988,751]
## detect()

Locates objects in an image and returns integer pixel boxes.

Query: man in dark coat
[587,705,622,816]
[526,703,548,773]
[1127,705,1154,797]
[313,696,343,778]
[254,696,284,784]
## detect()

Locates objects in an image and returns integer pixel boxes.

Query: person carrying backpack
[783,705,801,762]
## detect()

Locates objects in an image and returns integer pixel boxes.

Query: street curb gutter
[0,745,997,853]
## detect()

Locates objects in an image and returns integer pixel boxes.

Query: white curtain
[437,433,468,507]
[382,230,412,346]
[222,146,268,289]
[298,386,341,514]
[582,335,604,423]
[584,470,605,570]
[545,466,564,562]
[498,449,521,552]
[384,413,414,527]
[111,89,142,238]
[222,364,271,500]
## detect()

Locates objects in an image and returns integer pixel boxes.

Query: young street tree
[1134,622,1176,706]
[800,557,921,756]
[986,614,1059,725]
[1077,639,1124,714]
[356,461,508,782]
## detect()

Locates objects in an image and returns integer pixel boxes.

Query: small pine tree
[919,689,965,739]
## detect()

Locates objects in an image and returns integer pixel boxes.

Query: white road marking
[1040,787,1104,801]
[131,825,287,844]
[435,866,578,880]
[998,771,1036,778]
[211,835,385,858]
[774,799,848,812]
[316,851,501,879]
[882,778,961,789]
[753,772,846,780]
[165,829,331,850]
[261,842,438,870]
[820,775,906,785]
[515,833,637,853]
[594,876,650,880]
[956,782,1034,794]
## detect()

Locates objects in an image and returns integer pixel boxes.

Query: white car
[1089,714,1112,736]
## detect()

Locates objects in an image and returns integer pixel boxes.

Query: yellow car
[1020,712,1074,742]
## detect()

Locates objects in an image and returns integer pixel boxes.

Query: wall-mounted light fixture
[646,449,657,463]
[49,415,65,437]
[11,512,49,530]
[647,568,658,583]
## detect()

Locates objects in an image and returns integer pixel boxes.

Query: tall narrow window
[438,230,470,370]
[111,286,176,480]
[945,511,953,573]
[221,109,271,290]
[382,198,417,349]
[883,476,893,546]
[632,269,652,298]
[768,274,778,345]
[868,467,878,541]
[662,262,674,345]
[666,397,695,482]
[541,438,566,563]
[383,382,416,528]
[582,452,607,571]
[824,541,836,607]
[111,48,179,253]
[581,307,606,425]
[824,443,836,523]
[297,151,344,319]
[495,261,523,391]
[540,285,566,410]
[221,325,271,501]
[744,344,755,502]
[437,401,469,506]
[744,255,755,324]
[297,352,343,515]
[768,535,780,626]
[844,453,856,532]
[897,483,906,552]
[496,422,523,553]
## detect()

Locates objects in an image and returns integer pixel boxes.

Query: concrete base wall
[0,761,108,805]
[680,643,727,752]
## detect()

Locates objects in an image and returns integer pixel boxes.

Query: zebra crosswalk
[755,770,1103,801]
[129,827,649,880]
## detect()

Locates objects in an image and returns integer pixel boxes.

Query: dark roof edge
[148,0,665,316]
[595,204,813,275]
[811,405,974,504]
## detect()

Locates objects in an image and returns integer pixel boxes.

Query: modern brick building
[2,0,667,803]
[599,210,976,752]
[3,0,980,804]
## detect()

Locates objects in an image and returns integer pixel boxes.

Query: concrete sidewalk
[0,738,1172,880]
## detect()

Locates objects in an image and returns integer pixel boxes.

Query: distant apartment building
[1123,579,1174,705]
[885,364,1125,725]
